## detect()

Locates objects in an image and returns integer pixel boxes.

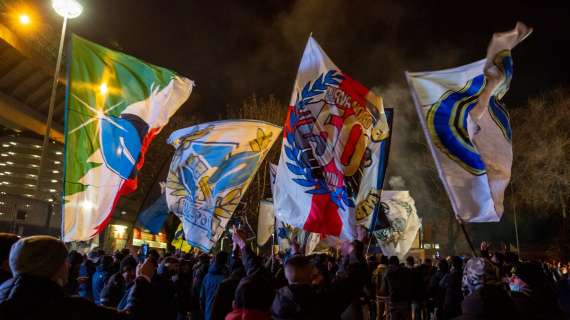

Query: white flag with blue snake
[165,120,281,251]
[406,22,532,222]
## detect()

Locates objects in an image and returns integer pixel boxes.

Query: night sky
[29,0,570,251]
[36,0,570,116]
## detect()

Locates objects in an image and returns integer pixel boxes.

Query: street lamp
[37,0,82,194]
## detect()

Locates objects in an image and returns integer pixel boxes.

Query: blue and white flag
[165,120,281,251]
[137,193,169,234]
[405,22,532,222]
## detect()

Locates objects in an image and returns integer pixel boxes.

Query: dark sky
[38,0,570,116]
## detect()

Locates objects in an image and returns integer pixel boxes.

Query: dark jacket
[0,274,124,320]
[78,260,96,300]
[211,269,244,320]
[455,285,519,320]
[100,272,127,308]
[201,263,229,320]
[439,269,463,319]
[92,265,112,305]
[271,284,324,320]
[380,265,415,304]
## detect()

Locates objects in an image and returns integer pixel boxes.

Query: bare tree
[511,88,570,259]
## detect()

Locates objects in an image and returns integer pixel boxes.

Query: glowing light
[48,199,54,202]
[30,164,38,168]
[52,0,83,19]
[121,210,127,215]
[26,184,35,188]
[0,202,4,205]
[99,83,108,95]
[51,179,58,183]
[5,162,13,165]
[18,14,31,25]
[80,200,95,211]
[1,154,8,157]
[9,142,16,146]
[55,151,62,155]
[52,170,59,174]
[8,152,15,155]
[49,189,56,193]
[2,144,9,147]
[4,172,11,175]
[54,161,61,164]
[24,194,32,198]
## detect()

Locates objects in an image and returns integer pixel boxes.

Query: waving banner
[405,23,531,222]
[371,191,421,259]
[274,36,390,240]
[166,120,281,251]
[63,35,192,241]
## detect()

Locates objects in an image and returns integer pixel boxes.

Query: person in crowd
[211,252,245,320]
[0,235,156,320]
[100,255,138,308]
[380,256,415,320]
[439,256,463,320]
[509,261,567,320]
[78,249,99,300]
[428,259,449,320]
[456,257,519,320]
[225,270,274,320]
[174,254,195,320]
[373,255,389,320]
[151,255,180,320]
[65,250,84,295]
[0,233,18,285]
[201,251,229,320]
[92,255,115,305]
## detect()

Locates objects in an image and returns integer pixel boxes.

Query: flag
[137,193,169,234]
[405,23,532,222]
[165,120,281,251]
[63,35,192,241]
[356,108,394,228]
[274,36,390,240]
[257,200,275,247]
[371,191,421,259]
[171,223,192,253]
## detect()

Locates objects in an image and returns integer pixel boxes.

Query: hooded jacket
[201,263,229,320]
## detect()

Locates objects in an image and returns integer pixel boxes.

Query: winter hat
[462,257,500,296]
[119,255,138,273]
[9,235,68,278]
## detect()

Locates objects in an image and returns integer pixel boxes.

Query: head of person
[99,255,114,272]
[119,255,138,283]
[9,236,69,286]
[406,256,415,267]
[86,250,100,264]
[234,273,274,311]
[388,256,400,267]
[462,257,500,296]
[450,256,464,272]
[0,233,19,273]
[379,255,389,266]
[67,250,83,268]
[424,258,433,267]
[159,256,180,276]
[284,255,313,285]
[214,251,228,269]
[438,259,450,273]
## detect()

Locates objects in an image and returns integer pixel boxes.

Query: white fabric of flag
[166,120,281,251]
[405,22,532,222]
[371,191,421,259]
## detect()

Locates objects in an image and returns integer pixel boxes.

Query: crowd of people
[0,230,569,320]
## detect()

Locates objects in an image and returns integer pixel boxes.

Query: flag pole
[38,16,68,192]
[405,72,478,257]
[459,221,477,257]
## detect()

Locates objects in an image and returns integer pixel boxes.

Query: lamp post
[37,0,82,194]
